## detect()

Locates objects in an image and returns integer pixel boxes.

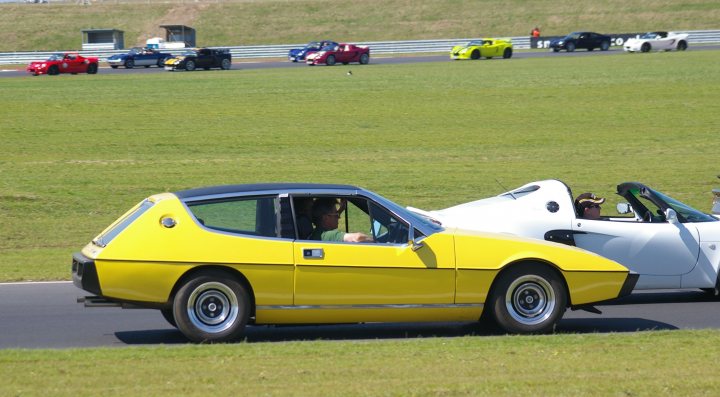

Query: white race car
[411,180,720,294]
[624,31,689,52]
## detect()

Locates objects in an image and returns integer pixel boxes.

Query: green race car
[450,38,513,60]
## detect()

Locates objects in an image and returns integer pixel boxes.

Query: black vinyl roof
[174,183,361,199]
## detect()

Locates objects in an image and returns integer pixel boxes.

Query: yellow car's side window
[188,196,278,237]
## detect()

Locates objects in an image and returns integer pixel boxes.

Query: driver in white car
[575,192,605,220]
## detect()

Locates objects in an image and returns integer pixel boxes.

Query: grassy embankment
[0,0,719,52]
[1,50,718,281]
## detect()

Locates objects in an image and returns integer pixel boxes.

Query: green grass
[2,50,719,281]
[0,0,719,51]
[1,330,719,396]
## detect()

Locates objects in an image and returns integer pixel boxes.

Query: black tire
[48,65,59,75]
[157,58,165,67]
[125,59,134,69]
[503,48,513,59]
[161,308,177,328]
[701,274,720,297]
[552,47,559,52]
[489,263,567,334]
[221,58,231,70]
[587,47,594,51]
[86,63,98,74]
[185,60,196,71]
[110,65,118,69]
[641,42,651,53]
[326,54,336,66]
[677,41,688,51]
[601,41,610,51]
[173,270,250,343]
[470,49,480,60]
[359,53,369,65]
[566,42,575,52]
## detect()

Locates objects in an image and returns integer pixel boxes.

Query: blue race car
[107,47,173,69]
[288,40,338,62]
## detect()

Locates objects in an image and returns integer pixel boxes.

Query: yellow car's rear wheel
[173,270,250,343]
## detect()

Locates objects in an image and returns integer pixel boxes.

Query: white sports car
[624,31,689,52]
[411,180,720,294]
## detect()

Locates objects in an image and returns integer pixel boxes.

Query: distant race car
[450,38,513,60]
[164,48,232,71]
[288,40,338,62]
[26,52,99,76]
[306,43,370,66]
[412,179,720,295]
[549,32,611,52]
[107,47,173,69]
[624,31,689,53]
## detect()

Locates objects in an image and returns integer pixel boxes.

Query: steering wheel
[643,211,653,223]
[385,222,408,244]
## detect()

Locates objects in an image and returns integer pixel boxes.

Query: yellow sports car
[450,38,513,60]
[72,183,636,342]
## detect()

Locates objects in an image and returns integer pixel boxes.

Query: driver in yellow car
[310,198,372,242]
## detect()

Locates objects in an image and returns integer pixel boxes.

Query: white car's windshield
[652,188,717,223]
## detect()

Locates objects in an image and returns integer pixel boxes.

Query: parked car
[413,179,720,294]
[306,43,370,66]
[107,47,173,69]
[26,52,99,76]
[624,31,689,53]
[549,32,611,52]
[288,40,338,62]
[450,38,513,60]
[72,183,635,342]
[164,48,232,71]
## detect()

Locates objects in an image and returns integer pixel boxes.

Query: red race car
[26,52,99,76]
[305,43,370,66]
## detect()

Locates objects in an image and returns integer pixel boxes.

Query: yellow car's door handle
[303,248,324,259]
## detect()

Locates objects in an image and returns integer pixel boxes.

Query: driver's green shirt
[309,228,345,242]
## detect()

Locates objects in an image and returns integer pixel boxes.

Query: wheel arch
[170,265,257,319]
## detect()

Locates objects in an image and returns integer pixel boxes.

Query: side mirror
[410,240,424,252]
[616,202,633,214]
[665,208,679,224]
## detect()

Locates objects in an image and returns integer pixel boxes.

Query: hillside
[1,0,719,52]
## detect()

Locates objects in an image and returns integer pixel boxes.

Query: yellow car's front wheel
[173,270,251,342]
[490,263,567,333]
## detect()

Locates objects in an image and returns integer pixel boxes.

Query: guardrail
[1,30,718,65]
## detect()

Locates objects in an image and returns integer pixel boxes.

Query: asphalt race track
[2,44,719,78]
[1,281,719,349]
